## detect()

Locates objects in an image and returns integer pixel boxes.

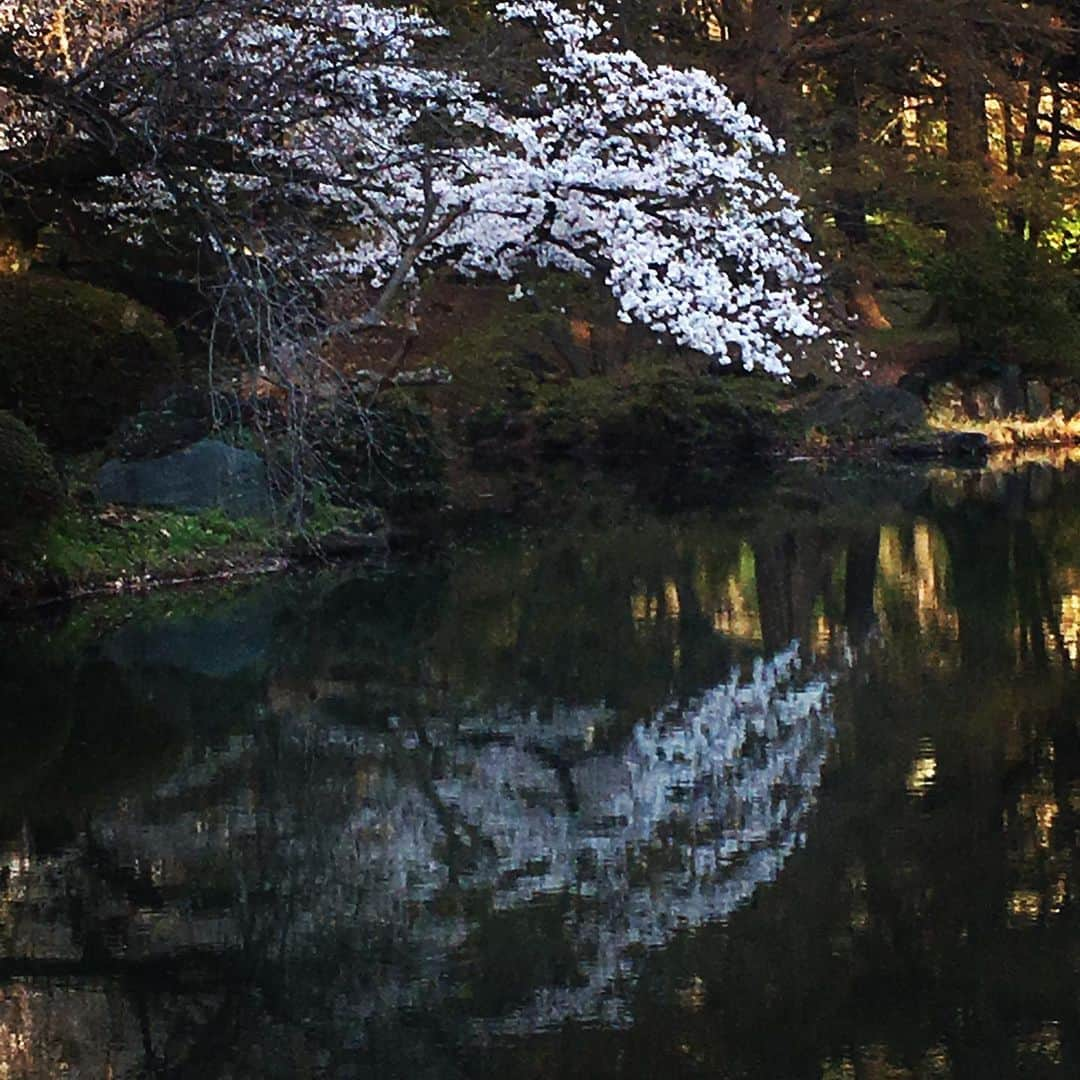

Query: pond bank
[0,441,1042,615]
[6,364,1080,613]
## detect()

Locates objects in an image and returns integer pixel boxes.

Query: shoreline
[6,426,1073,616]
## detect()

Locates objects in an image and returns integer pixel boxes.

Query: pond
[1,459,1079,1078]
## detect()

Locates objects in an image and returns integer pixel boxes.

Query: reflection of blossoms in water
[0,644,832,1059]
[341,643,833,1031]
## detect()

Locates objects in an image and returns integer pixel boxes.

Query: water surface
[1,462,1079,1077]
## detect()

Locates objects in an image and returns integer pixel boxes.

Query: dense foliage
[926,234,1080,369]
[0,409,63,526]
[0,275,180,449]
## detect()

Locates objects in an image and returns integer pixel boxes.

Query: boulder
[311,526,389,558]
[939,431,991,458]
[97,438,271,517]
[926,380,964,419]
[1052,383,1080,418]
[803,386,927,437]
[1000,364,1025,414]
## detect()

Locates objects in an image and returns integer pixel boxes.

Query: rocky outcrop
[924,374,1080,424]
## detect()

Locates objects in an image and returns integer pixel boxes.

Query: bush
[0,410,63,528]
[924,232,1080,371]
[312,390,445,512]
[535,365,788,462]
[0,273,181,449]
[867,212,944,284]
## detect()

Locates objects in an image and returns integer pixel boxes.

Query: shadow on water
[1,461,1080,1076]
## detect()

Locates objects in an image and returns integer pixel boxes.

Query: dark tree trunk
[844,527,880,645]
[945,51,992,240]
[748,0,792,136]
[832,56,890,328]
[833,60,868,247]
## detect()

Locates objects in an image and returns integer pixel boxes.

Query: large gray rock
[1000,364,1025,414]
[892,431,990,462]
[804,385,927,437]
[97,438,272,517]
[926,380,964,419]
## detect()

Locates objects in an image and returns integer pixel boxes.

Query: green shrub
[924,232,1080,371]
[0,274,181,449]
[0,410,63,528]
[867,212,944,284]
[312,390,445,512]
[535,366,788,461]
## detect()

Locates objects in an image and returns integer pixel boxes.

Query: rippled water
[2,461,1080,1077]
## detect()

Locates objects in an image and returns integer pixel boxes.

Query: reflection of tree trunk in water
[939,513,1015,674]
[155,989,248,1080]
[1012,520,1060,669]
[753,530,834,654]
[844,528,880,645]
[132,986,164,1076]
[532,744,579,813]
[754,535,798,654]
[1048,700,1080,1074]
[672,554,713,682]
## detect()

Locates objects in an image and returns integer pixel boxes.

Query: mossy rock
[0,410,63,528]
[0,274,181,450]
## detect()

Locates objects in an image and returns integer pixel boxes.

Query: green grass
[8,505,278,589]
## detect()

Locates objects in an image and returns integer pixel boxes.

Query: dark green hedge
[0,274,181,450]
[0,409,63,528]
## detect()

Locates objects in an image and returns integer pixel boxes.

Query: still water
[2,461,1080,1077]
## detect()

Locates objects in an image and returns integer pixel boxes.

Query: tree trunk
[832,57,890,329]
[945,53,992,240]
[747,0,792,136]
[846,275,892,331]
[833,60,868,247]
[1011,70,1038,237]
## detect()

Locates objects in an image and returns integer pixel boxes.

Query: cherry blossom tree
[1,0,829,377]
[0,1,844,514]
